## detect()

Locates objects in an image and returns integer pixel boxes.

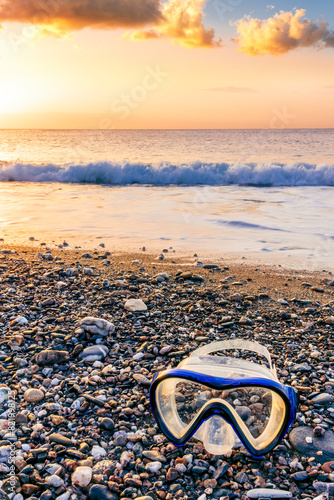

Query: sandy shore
[0,243,334,500]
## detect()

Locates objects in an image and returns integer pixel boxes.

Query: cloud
[0,0,163,31]
[206,86,256,92]
[123,0,221,48]
[0,0,220,48]
[233,9,334,56]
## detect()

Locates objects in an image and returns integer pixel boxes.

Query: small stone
[24,388,44,402]
[35,350,69,365]
[142,450,167,462]
[236,406,252,420]
[91,445,107,458]
[100,418,114,431]
[321,461,334,473]
[78,345,108,362]
[133,373,150,385]
[235,471,248,484]
[21,485,40,496]
[204,479,217,489]
[290,362,312,373]
[120,450,131,468]
[145,461,162,473]
[77,317,115,337]
[133,352,144,361]
[72,466,92,487]
[311,286,324,293]
[14,316,28,325]
[239,316,254,325]
[314,426,326,437]
[124,299,147,312]
[166,467,178,481]
[49,433,73,446]
[45,475,64,487]
[89,485,119,500]
[247,489,292,499]
[291,471,309,481]
[311,393,333,405]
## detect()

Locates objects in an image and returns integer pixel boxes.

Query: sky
[0,0,333,129]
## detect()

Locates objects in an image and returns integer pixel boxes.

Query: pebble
[145,461,162,473]
[77,316,115,336]
[311,393,333,405]
[247,489,292,499]
[71,466,92,487]
[100,417,114,431]
[23,388,44,402]
[91,445,107,458]
[289,427,334,463]
[78,345,109,362]
[1,245,334,500]
[14,315,28,325]
[45,475,64,487]
[49,433,73,446]
[133,373,151,385]
[124,298,148,311]
[35,349,69,365]
[89,485,118,500]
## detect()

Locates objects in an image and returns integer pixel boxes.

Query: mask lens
[156,378,286,450]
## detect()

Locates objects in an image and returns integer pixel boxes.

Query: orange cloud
[0,0,219,48]
[233,9,334,56]
[124,0,221,48]
[0,0,164,31]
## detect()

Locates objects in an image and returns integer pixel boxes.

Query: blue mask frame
[150,369,299,457]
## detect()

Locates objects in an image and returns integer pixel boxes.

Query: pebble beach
[0,243,334,500]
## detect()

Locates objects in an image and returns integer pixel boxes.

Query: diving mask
[150,340,299,457]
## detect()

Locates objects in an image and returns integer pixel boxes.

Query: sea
[0,129,333,270]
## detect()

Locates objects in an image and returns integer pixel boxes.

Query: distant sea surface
[0,129,333,269]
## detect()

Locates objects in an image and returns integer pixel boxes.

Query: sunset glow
[0,0,333,129]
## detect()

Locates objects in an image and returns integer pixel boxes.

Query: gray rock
[100,418,114,431]
[290,362,312,372]
[78,345,108,362]
[291,471,309,481]
[289,426,334,463]
[89,485,118,500]
[311,393,334,405]
[236,406,252,421]
[213,462,229,480]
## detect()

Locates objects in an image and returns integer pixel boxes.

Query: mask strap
[190,339,274,372]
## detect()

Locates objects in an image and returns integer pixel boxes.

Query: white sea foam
[0,161,333,186]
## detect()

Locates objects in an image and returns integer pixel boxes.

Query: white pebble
[56,493,71,500]
[145,461,162,473]
[91,445,107,458]
[71,466,92,487]
[46,475,64,487]
[133,352,145,361]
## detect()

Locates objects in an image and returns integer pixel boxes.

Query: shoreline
[0,243,333,499]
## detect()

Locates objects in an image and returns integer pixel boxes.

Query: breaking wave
[0,161,333,186]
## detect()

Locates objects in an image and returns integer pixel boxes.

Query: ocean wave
[0,161,333,186]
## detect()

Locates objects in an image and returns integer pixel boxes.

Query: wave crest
[0,161,333,186]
